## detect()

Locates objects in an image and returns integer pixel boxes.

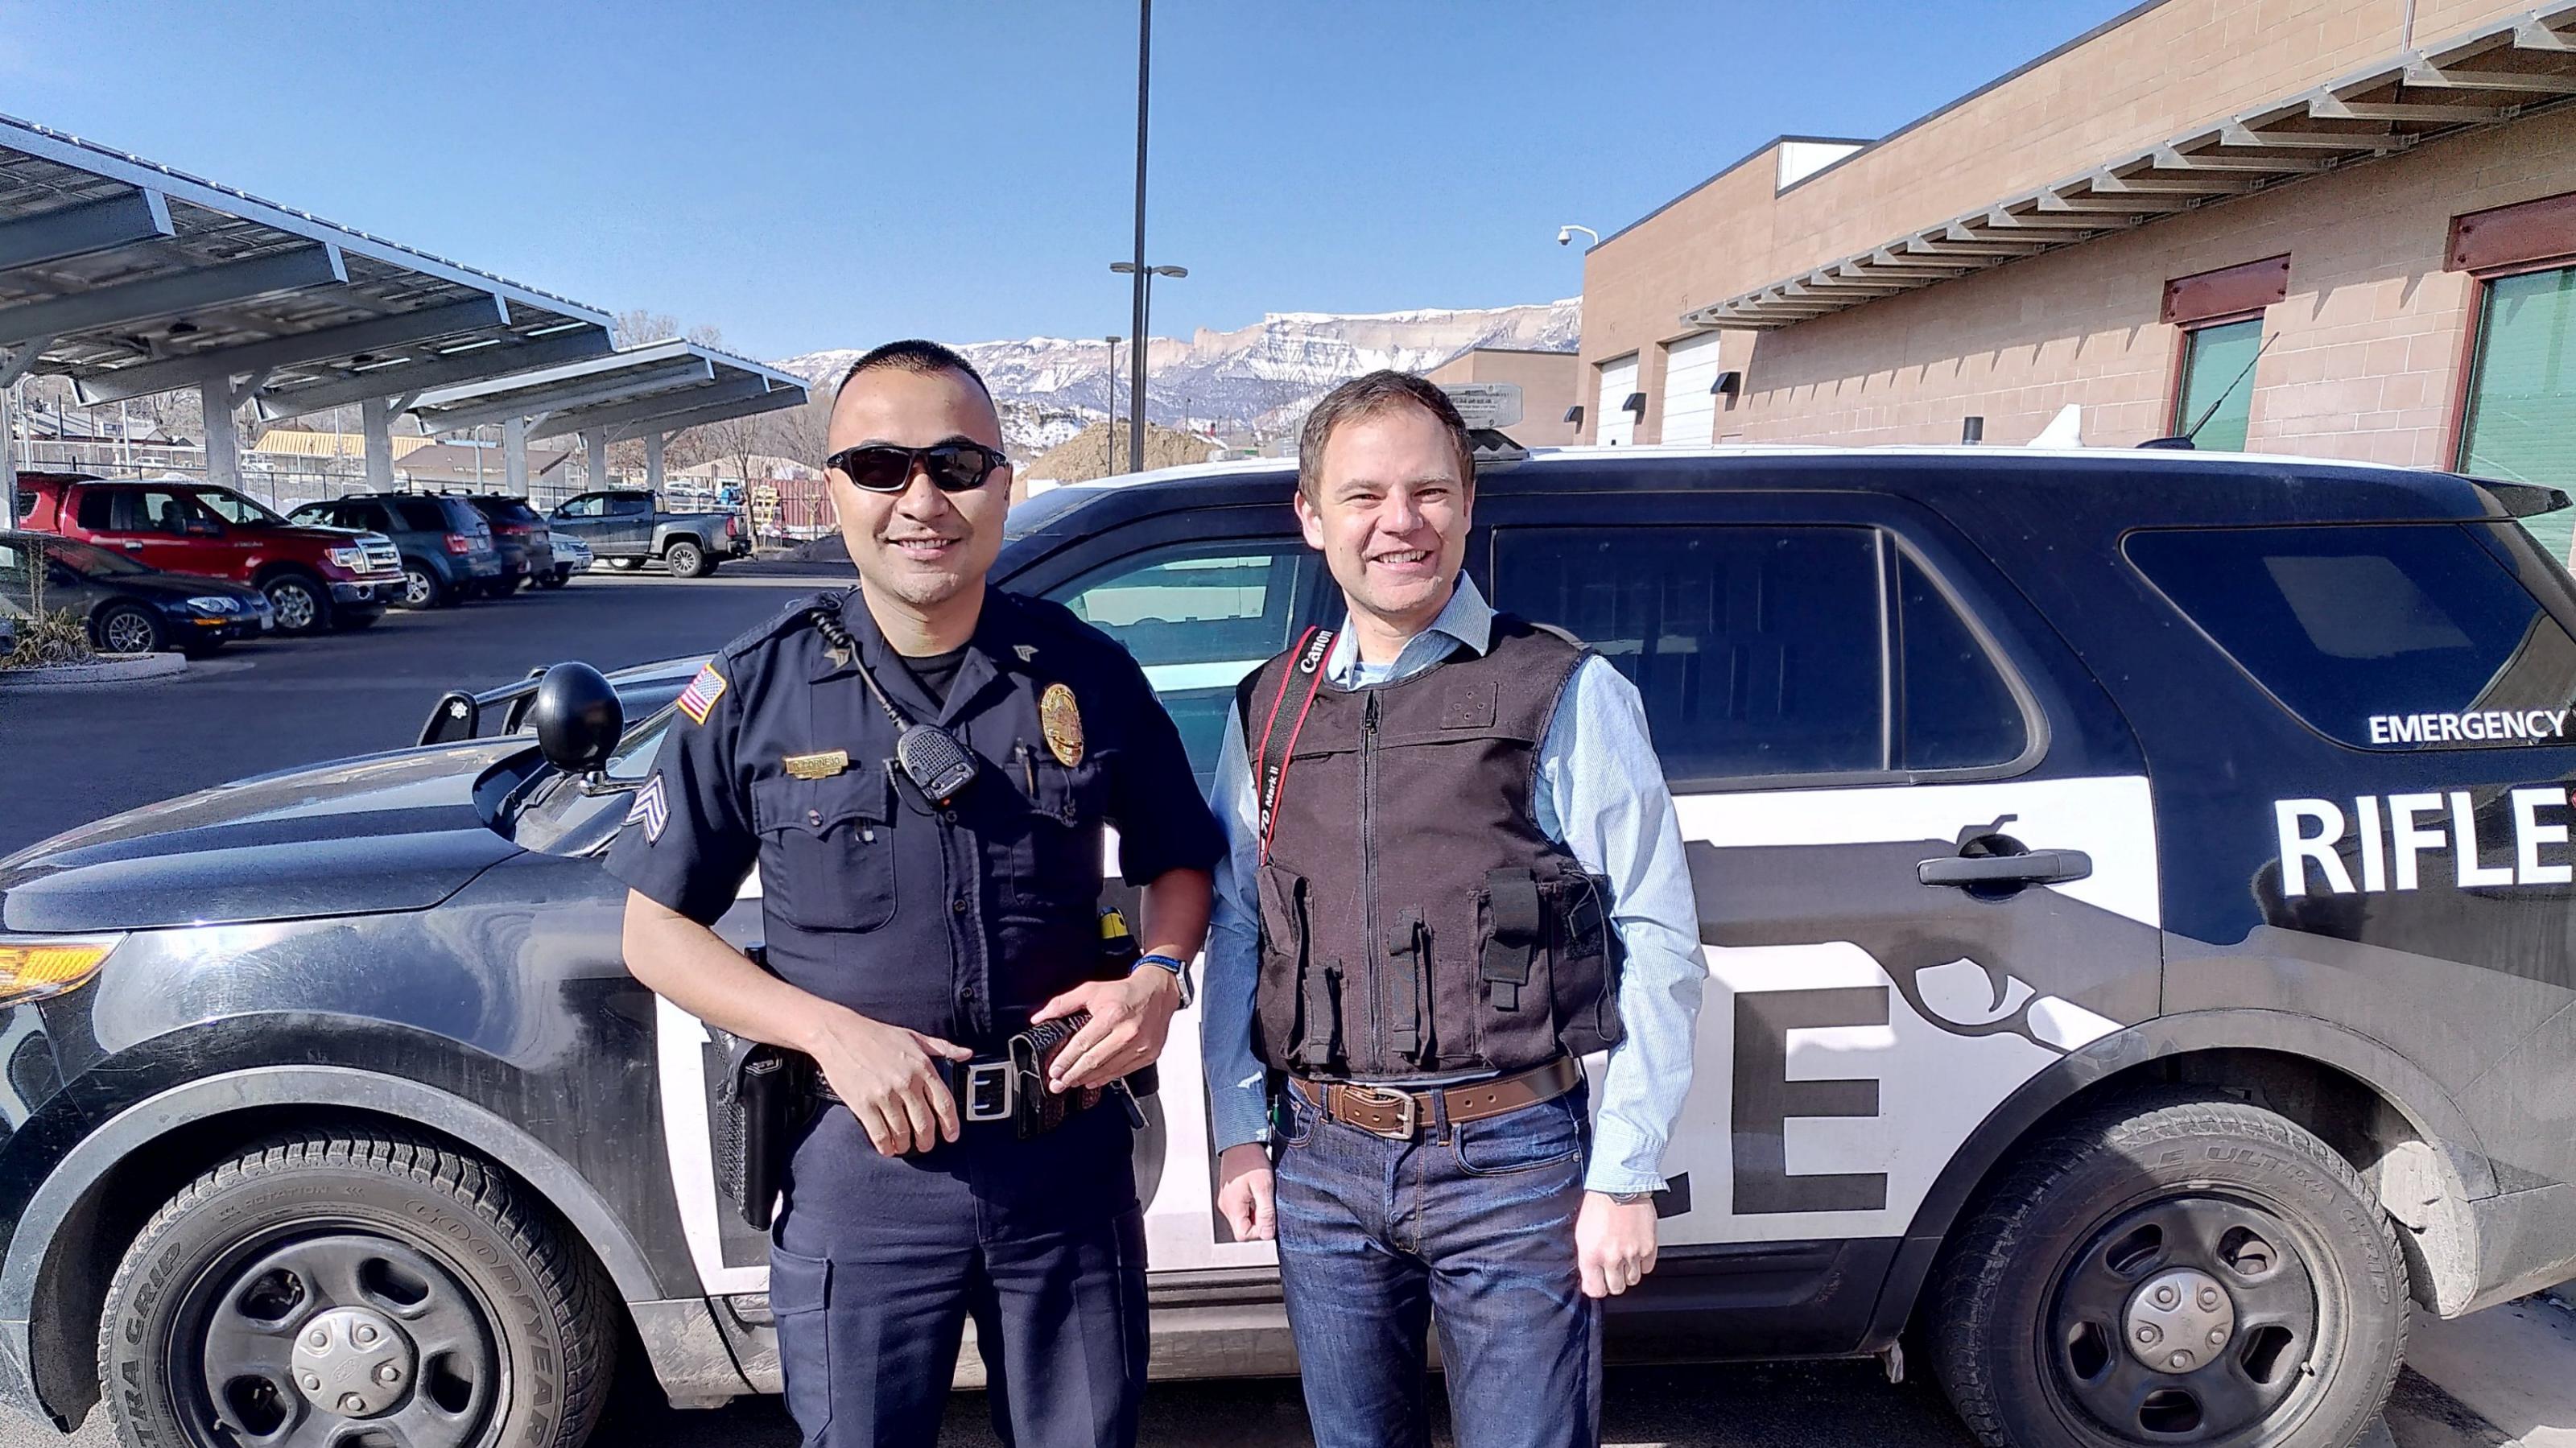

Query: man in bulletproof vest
[1200,371,1707,1448]
[610,340,1221,1448]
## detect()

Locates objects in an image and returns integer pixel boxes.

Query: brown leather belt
[1291,1055,1579,1141]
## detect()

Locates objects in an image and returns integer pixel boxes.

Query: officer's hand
[810,1008,973,1157]
[1576,1191,1661,1298]
[1216,1144,1276,1241]
[1033,970,1180,1093]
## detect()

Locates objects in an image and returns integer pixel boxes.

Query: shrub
[2,609,96,670]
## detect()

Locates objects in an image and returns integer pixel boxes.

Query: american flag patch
[626,774,670,843]
[675,662,728,725]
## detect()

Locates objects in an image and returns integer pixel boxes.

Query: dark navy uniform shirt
[607,585,1222,1050]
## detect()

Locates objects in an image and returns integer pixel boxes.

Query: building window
[2173,317,2264,452]
[2459,265,2576,561]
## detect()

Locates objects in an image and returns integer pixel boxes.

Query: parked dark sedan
[451,493,556,592]
[0,531,271,656]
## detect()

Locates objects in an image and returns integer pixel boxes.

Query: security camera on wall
[1556,228,1575,246]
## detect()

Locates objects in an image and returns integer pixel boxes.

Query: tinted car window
[76,489,116,530]
[194,489,280,526]
[555,496,603,519]
[393,498,452,532]
[476,497,543,525]
[2127,523,2576,749]
[1046,541,1324,786]
[611,495,654,517]
[1897,553,2027,769]
[345,501,394,534]
[1492,526,1886,782]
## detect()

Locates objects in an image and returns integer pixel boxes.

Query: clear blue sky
[0,0,2135,361]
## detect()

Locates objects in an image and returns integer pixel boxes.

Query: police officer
[610,340,1220,1448]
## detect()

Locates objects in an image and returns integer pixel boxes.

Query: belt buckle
[1343,1084,1420,1141]
[962,1061,1016,1123]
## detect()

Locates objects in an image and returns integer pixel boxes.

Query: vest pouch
[751,770,896,932]
[1549,872,1625,1054]
[1010,753,1113,916]
[1475,870,1559,1071]
[1254,863,1338,1071]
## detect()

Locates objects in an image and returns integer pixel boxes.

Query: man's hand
[807,1006,973,1157]
[1216,1143,1277,1241]
[1576,1192,1661,1298]
[1033,967,1181,1092]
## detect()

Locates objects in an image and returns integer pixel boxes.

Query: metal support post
[361,398,397,492]
[502,417,529,498]
[200,386,241,491]
[1127,0,1152,475]
[644,430,667,495]
[0,384,18,532]
[584,430,609,493]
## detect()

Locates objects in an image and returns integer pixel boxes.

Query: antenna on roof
[2138,331,2279,450]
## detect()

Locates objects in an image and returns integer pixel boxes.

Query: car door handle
[1918,850,2093,888]
[121,541,144,551]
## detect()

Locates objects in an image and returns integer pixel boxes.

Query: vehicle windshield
[44,536,155,577]
[195,489,285,527]
[1004,484,1113,542]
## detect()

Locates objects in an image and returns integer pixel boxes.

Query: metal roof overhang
[407,339,808,443]
[0,112,613,410]
[1680,3,2576,332]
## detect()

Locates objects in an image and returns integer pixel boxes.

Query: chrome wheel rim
[269,583,318,631]
[101,609,156,653]
[404,569,436,607]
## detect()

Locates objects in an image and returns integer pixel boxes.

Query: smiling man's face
[1295,401,1472,642]
[826,364,1011,617]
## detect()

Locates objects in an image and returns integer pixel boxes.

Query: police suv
[2,443,2570,1448]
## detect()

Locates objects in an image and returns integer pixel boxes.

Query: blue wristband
[1133,951,1192,1006]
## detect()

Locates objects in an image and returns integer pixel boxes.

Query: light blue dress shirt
[1199,576,1707,1195]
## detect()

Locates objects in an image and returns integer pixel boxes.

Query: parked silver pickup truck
[544,489,749,578]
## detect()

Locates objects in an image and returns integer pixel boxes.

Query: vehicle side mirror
[530,662,625,778]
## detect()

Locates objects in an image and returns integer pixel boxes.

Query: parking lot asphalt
[0,566,2562,1447]
[0,569,844,860]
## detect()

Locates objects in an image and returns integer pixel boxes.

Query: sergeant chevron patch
[627,774,670,843]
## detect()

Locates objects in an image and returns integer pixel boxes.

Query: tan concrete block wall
[1578,0,2535,414]
[1715,108,2576,465]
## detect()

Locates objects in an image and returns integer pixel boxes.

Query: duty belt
[810,1013,1153,1140]
[1291,1054,1579,1142]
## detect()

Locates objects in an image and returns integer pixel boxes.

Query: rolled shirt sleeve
[1535,655,1708,1196]
[604,662,758,926]
[1098,650,1225,884]
[1199,698,1272,1154]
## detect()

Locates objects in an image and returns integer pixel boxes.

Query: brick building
[1575,0,2576,551]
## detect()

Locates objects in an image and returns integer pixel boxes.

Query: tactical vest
[1236,615,1624,1079]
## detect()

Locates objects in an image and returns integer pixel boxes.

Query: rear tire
[535,569,568,590]
[1930,1094,2406,1448]
[261,572,333,636]
[94,601,166,655]
[400,562,449,610]
[663,539,708,579]
[606,557,641,571]
[98,1131,614,1448]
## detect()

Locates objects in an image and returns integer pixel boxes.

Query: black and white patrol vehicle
[2,442,2572,1448]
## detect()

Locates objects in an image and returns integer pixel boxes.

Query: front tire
[663,539,708,579]
[94,601,167,654]
[261,572,332,636]
[100,1132,613,1448]
[1931,1095,2406,1448]
[606,557,640,571]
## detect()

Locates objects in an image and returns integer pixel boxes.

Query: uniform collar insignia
[1014,644,1037,663]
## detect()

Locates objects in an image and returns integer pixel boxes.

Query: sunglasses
[825,441,1011,494]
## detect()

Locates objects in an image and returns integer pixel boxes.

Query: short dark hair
[833,338,994,408]
[1295,369,1474,501]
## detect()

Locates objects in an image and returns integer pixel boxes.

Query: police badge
[1040,683,1084,766]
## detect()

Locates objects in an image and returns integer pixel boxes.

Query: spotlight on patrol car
[531,662,624,776]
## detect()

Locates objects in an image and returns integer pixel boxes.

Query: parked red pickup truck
[13,474,404,634]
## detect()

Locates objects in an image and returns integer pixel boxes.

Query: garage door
[1661,332,1726,446]
[1596,353,1639,447]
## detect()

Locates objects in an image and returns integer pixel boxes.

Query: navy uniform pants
[770,1099,1149,1448]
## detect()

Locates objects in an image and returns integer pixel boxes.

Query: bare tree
[611,310,681,349]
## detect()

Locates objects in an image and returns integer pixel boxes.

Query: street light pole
[1104,336,1122,477]
[1127,0,1152,475]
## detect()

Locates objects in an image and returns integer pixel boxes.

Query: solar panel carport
[0,111,614,527]
[405,339,808,500]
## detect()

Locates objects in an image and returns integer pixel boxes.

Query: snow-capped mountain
[774,297,1578,458]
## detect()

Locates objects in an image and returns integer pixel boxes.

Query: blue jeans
[1273,1079,1603,1448]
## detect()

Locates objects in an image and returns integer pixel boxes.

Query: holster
[711,1027,811,1231]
